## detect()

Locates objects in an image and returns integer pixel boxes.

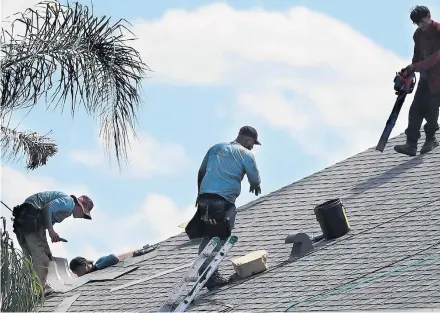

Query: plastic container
[314,198,350,240]
[230,250,268,279]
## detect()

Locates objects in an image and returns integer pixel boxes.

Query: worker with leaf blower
[394,5,440,156]
[12,191,94,295]
[185,126,262,290]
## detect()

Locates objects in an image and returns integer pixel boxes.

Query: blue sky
[2,0,439,261]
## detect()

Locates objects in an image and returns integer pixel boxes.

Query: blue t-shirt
[24,191,74,229]
[199,141,261,204]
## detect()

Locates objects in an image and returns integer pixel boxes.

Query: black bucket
[314,198,350,240]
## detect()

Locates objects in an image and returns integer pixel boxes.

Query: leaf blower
[375,70,417,152]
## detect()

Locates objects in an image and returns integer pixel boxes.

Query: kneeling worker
[186,126,262,290]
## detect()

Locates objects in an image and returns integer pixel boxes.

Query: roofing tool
[1,200,12,213]
[157,235,238,313]
[133,243,159,257]
[376,70,416,152]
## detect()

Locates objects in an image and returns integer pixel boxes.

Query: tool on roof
[132,243,159,257]
[157,235,238,313]
[375,70,417,152]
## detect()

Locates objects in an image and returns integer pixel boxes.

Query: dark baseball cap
[239,126,261,145]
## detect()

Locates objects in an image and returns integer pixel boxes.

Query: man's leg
[203,238,228,290]
[198,236,212,276]
[24,228,51,289]
[204,205,237,290]
[15,229,32,259]
[395,79,430,156]
[420,92,440,154]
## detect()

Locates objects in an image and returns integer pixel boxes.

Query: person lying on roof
[69,254,119,277]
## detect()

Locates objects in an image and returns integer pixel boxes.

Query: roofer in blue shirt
[12,191,94,295]
[185,126,262,290]
[69,254,120,277]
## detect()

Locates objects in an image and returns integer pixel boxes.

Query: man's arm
[198,145,217,193]
[411,31,420,65]
[243,152,261,190]
[93,254,120,271]
[413,50,440,72]
[412,25,440,72]
[198,152,209,194]
[42,194,74,230]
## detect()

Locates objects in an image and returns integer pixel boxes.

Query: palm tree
[0,0,149,170]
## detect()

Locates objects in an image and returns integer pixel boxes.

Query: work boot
[420,137,439,154]
[43,284,55,297]
[205,271,229,291]
[394,140,417,156]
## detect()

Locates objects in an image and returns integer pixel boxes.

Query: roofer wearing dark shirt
[12,191,93,295]
[395,5,440,156]
[185,126,262,290]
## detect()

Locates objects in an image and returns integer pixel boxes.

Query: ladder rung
[184,276,198,282]
[201,252,217,257]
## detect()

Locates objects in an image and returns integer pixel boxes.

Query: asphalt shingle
[40,132,440,312]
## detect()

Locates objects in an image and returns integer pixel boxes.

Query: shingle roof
[41,132,440,312]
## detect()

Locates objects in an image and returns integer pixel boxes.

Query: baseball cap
[239,126,261,145]
[71,195,94,219]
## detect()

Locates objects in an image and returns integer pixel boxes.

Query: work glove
[250,185,261,196]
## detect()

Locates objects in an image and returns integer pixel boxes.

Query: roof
[40,132,440,312]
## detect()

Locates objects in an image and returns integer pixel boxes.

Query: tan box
[230,250,268,279]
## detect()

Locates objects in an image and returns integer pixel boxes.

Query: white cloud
[1,0,52,42]
[124,194,196,243]
[128,3,419,164]
[0,166,194,262]
[69,131,189,178]
[61,193,196,257]
[1,0,41,20]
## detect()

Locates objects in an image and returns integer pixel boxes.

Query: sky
[1,0,439,263]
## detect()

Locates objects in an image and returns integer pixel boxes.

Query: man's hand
[400,64,415,77]
[47,252,54,261]
[250,185,261,196]
[48,228,61,243]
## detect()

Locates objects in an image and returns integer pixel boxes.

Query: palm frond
[1,217,45,312]
[1,126,57,170]
[0,0,150,167]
